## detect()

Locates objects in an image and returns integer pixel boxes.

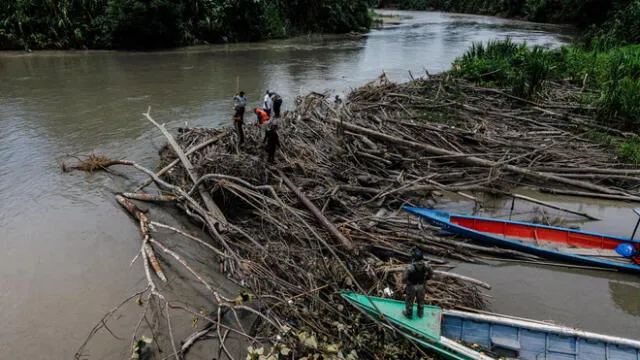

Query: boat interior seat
[490,335,520,357]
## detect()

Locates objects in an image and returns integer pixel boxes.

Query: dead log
[531,166,640,175]
[539,187,640,203]
[376,264,491,289]
[277,170,354,250]
[135,130,230,191]
[327,118,640,201]
[143,108,228,228]
[121,193,178,202]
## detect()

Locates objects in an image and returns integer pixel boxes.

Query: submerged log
[480,188,600,220]
[121,193,178,202]
[538,187,640,203]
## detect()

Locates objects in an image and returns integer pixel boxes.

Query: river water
[1,10,636,359]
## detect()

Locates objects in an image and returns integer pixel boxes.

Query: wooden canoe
[341,291,640,359]
[403,206,640,273]
[340,291,497,360]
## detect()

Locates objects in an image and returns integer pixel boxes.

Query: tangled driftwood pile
[67,74,640,359]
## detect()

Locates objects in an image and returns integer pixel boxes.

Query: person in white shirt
[263,90,273,116]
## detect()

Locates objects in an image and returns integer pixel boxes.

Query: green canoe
[340,291,496,360]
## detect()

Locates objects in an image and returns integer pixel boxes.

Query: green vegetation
[452,39,640,131]
[445,0,640,162]
[378,0,627,27]
[452,39,550,98]
[587,131,640,164]
[0,0,372,50]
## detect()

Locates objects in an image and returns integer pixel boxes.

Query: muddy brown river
[1,10,637,359]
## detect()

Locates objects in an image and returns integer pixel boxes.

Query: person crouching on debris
[403,247,433,319]
[255,107,270,127]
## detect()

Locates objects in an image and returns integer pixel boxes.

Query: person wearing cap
[402,247,433,319]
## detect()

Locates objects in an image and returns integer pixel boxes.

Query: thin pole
[509,196,516,220]
[630,218,640,241]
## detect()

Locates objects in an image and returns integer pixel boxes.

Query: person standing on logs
[270,91,283,118]
[232,91,247,144]
[263,122,280,163]
[263,90,273,116]
[254,108,279,163]
[402,247,433,319]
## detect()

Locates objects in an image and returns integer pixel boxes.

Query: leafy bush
[107,0,185,49]
[589,0,640,46]
[452,38,552,98]
[618,137,640,164]
[0,0,372,49]
[453,38,640,133]
[390,0,624,26]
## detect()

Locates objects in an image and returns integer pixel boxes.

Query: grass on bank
[451,38,640,132]
[450,38,640,163]
[368,9,401,28]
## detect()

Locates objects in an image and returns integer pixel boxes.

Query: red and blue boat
[403,206,640,273]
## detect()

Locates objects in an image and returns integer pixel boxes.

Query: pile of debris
[68,74,640,359]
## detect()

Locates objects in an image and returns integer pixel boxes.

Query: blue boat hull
[403,207,640,273]
[442,310,640,360]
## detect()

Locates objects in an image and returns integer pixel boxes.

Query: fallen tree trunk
[144,109,228,228]
[538,187,640,203]
[531,166,640,175]
[278,170,354,250]
[326,118,640,201]
[135,130,230,191]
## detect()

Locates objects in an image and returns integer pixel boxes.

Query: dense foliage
[452,39,640,128]
[0,0,371,50]
[451,39,640,161]
[378,0,630,28]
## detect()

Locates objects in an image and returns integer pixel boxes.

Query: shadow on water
[610,282,640,316]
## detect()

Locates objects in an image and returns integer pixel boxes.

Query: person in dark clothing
[263,125,280,163]
[233,91,247,144]
[402,248,433,319]
[270,91,283,118]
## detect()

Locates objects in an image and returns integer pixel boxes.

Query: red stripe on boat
[451,216,623,250]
